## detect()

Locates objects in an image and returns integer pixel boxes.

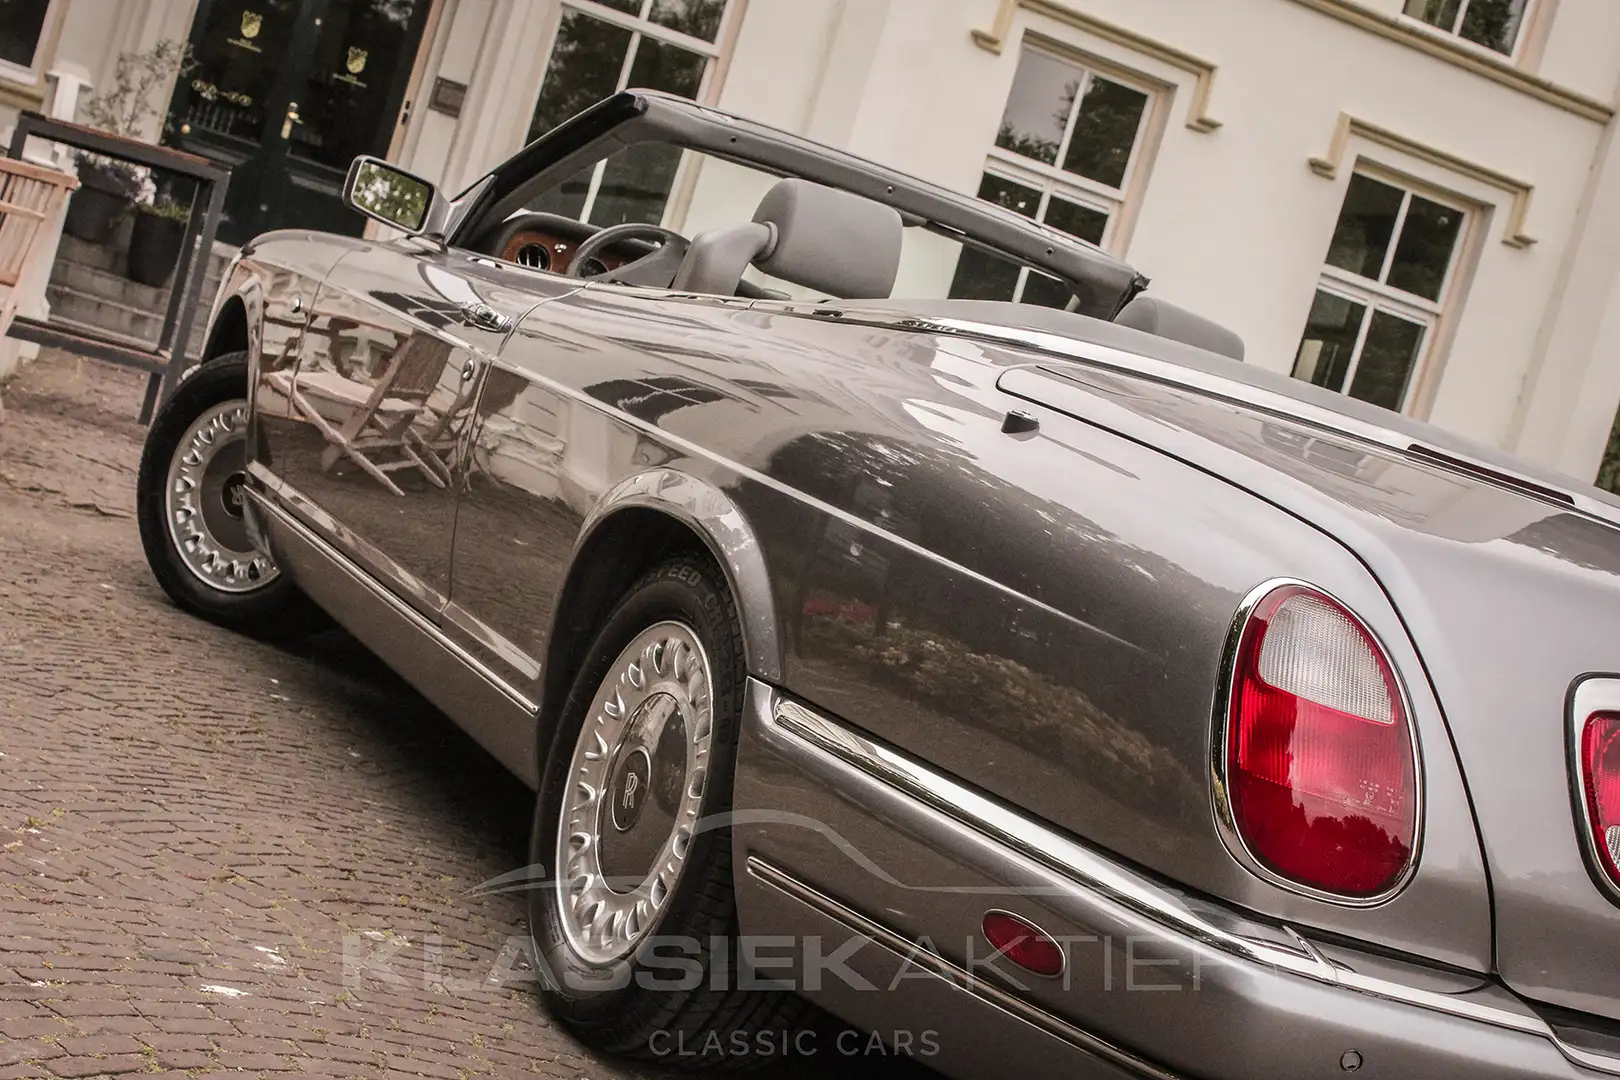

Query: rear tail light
[1220,583,1419,899]
[1579,713,1620,889]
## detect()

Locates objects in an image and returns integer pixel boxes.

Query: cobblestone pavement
[0,356,935,1080]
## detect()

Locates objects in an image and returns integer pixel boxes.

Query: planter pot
[64,165,136,243]
[126,212,187,288]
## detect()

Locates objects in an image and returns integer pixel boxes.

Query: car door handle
[458,302,512,334]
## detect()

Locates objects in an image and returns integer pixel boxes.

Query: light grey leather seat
[672,178,903,299]
[1115,295,1244,361]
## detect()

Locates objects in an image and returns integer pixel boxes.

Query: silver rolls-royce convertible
[136,90,1620,1079]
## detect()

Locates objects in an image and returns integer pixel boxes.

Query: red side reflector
[1224,584,1418,899]
[1581,712,1620,887]
[981,911,1065,978]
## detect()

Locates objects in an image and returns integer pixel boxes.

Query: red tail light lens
[1223,584,1418,898]
[1580,713,1620,887]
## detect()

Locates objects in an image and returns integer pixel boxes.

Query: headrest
[1115,296,1245,361]
[752,179,902,299]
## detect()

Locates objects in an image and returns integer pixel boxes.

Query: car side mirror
[343,156,443,236]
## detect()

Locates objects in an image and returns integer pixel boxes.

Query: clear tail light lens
[1224,584,1418,898]
[1580,713,1620,887]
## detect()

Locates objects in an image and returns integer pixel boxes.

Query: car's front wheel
[530,556,813,1069]
[136,352,325,639]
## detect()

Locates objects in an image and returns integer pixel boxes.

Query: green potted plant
[126,194,190,286]
[64,40,190,244]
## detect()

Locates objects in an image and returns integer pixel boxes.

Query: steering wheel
[566,223,690,288]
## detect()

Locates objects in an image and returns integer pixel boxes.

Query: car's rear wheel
[530,556,814,1069]
[136,352,325,639]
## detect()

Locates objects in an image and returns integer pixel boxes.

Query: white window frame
[982,43,1155,260]
[1400,0,1536,61]
[1305,174,1469,413]
[542,0,735,223]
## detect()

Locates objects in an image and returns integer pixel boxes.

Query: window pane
[1044,196,1108,246]
[528,12,633,142]
[1293,290,1367,392]
[591,141,684,226]
[1387,195,1463,302]
[589,0,645,14]
[626,34,707,98]
[948,248,1023,301]
[1460,0,1530,54]
[1403,0,1463,30]
[994,49,1078,166]
[975,172,1042,219]
[0,0,49,68]
[649,0,728,42]
[1325,174,1405,282]
[1061,77,1148,190]
[1022,271,1075,309]
[1348,311,1426,411]
[949,173,1037,301]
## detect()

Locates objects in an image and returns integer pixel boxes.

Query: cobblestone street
[0,356,927,1080]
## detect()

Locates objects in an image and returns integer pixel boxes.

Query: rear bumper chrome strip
[770,698,1620,1077]
[745,855,1182,1080]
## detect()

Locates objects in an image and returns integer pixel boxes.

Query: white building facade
[8,0,1620,485]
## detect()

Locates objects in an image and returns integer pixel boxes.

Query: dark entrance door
[167,0,434,245]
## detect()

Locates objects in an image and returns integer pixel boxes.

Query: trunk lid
[995,356,1620,1020]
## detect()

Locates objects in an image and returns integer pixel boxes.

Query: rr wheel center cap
[610,747,654,833]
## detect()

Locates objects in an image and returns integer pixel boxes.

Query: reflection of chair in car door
[295,329,477,495]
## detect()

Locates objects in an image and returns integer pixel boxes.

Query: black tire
[136,352,327,640]
[530,556,815,1070]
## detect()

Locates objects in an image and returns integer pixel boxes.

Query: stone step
[46,283,163,346]
[48,258,171,311]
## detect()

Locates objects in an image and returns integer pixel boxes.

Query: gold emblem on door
[346,47,367,74]
[228,9,264,52]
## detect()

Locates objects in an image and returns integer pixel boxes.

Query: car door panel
[277,242,555,619]
[448,286,759,695]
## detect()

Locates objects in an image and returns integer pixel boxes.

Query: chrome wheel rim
[164,400,277,594]
[555,621,713,967]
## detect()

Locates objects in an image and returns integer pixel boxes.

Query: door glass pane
[290,0,432,170]
[528,11,633,142]
[626,34,707,98]
[1403,0,1463,30]
[1326,174,1405,282]
[1061,77,1147,190]
[177,0,301,144]
[591,141,684,226]
[1348,311,1426,410]
[1460,0,1530,53]
[649,0,728,42]
[1044,195,1108,246]
[1293,290,1367,392]
[1386,194,1462,301]
[0,0,49,68]
[994,48,1077,166]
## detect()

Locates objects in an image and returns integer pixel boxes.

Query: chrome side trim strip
[744,856,1181,1080]
[249,487,538,715]
[770,699,1620,1077]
